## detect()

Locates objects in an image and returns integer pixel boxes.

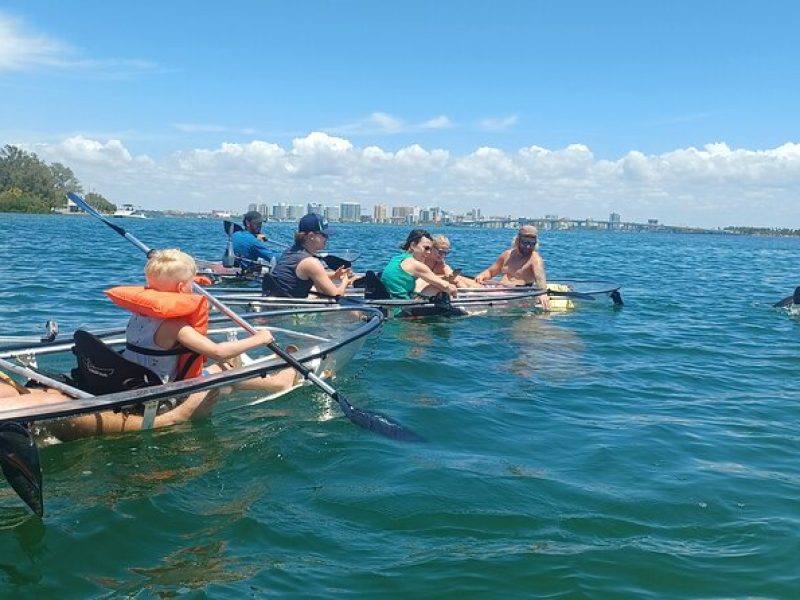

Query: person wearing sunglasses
[474,225,551,309]
[416,234,482,292]
[264,213,353,298]
[380,229,458,299]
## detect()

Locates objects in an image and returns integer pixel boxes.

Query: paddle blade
[222,240,236,268]
[42,320,59,343]
[334,392,425,442]
[320,255,351,270]
[318,250,361,270]
[0,422,44,517]
[224,220,242,236]
[773,286,800,308]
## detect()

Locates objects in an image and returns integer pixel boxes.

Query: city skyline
[239,201,660,232]
[3,3,800,227]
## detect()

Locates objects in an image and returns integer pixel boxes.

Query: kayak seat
[363,271,390,300]
[70,329,163,396]
[400,292,468,319]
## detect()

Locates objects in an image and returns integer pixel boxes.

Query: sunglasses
[519,236,538,244]
[436,248,450,256]
[420,244,433,251]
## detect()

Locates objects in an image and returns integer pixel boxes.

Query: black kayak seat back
[363,270,390,300]
[71,329,163,396]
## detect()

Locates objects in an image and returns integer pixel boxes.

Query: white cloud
[173,123,257,135]
[420,115,454,130]
[0,13,72,71]
[33,135,144,166]
[479,115,519,131]
[369,112,403,132]
[330,112,456,135]
[22,133,800,227]
[0,12,155,73]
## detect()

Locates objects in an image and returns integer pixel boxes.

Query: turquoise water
[1,214,799,598]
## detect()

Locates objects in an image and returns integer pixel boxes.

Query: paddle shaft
[223,220,356,269]
[0,356,92,399]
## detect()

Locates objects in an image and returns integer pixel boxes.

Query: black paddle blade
[0,422,44,517]
[773,286,800,308]
[335,392,424,442]
[223,220,242,236]
[610,289,624,306]
[320,255,351,270]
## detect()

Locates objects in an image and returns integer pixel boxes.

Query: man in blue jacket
[232,211,276,262]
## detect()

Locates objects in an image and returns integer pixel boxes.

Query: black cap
[243,210,263,225]
[299,213,336,235]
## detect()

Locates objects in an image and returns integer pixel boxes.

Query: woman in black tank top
[263,213,354,298]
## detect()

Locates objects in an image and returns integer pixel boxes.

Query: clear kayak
[0,306,383,424]
[203,279,623,318]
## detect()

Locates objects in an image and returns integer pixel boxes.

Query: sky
[2,0,800,227]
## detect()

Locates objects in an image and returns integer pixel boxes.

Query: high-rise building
[392,206,415,219]
[287,204,305,220]
[609,212,621,230]
[325,206,340,222]
[419,208,432,223]
[308,203,325,216]
[272,203,287,220]
[373,204,388,223]
[340,202,361,223]
[248,203,257,213]
[466,208,482,221]
[258,203,268,216]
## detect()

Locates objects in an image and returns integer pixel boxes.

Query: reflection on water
[505,315,586,381]
[95,540,259,594]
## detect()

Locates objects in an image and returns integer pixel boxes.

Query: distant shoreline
[4,210,799,238]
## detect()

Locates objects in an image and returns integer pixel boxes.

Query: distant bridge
[445,218,678,232]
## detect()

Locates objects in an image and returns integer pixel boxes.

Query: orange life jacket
[105,286,209,380]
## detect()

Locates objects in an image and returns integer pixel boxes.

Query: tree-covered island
[0,144,115,213]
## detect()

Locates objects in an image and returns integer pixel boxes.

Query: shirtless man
[474,225,551,309]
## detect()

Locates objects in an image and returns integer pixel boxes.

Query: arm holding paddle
[165,321,275,362]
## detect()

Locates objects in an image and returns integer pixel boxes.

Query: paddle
[222,220,236,268]
[70,193,422,442]
[772,286,800,308]
[223,221,360,270]
[0,422,43,517]
[0,354,98,515]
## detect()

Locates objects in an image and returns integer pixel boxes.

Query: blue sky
[2,1,800,227]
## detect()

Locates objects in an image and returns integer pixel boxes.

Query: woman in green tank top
[380,229,458,299]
